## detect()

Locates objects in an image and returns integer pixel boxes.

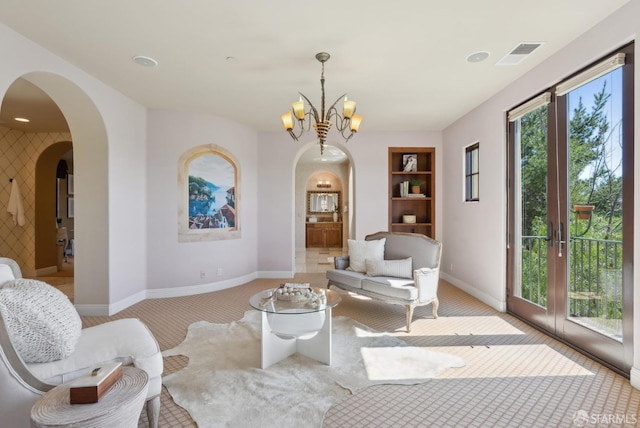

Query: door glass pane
[566,69,623,341]
[514,105,549,308]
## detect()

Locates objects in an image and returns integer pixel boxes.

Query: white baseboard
[145,272,258,299]
[257,270,295,279]
[109,289,147,315]
[440,272,506,312]
[75,290,146,316]
[630,366,640,390]
[75,304,110,317]
[75,271,300,316]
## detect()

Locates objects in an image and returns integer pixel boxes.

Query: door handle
[557,222,565,257]
[546,221,553,248]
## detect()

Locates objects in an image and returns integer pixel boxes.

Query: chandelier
[281,52,363,154]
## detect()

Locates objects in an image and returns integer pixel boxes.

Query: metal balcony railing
[520,235,623,322]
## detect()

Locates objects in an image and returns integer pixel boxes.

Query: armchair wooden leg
[146,395,160,428]
[406,305,415,333]
[432,298,439,318]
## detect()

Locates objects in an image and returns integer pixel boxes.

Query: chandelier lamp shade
[281,52,363,154]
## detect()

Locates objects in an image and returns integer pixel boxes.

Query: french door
[507,44,633,373]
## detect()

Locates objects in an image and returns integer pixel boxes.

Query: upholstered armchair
[0,257,162,428]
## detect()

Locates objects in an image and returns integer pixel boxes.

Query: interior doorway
[295,143,352,273]
[35,143,74,301]
[1,72,111,309]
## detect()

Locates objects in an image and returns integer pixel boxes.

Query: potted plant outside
[574,204,595,220]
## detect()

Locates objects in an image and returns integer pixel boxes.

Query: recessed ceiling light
[466,51,490,63]
[14,117,30,123]
[132,55,158,67]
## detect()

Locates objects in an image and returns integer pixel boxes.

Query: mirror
[307,191,340,214]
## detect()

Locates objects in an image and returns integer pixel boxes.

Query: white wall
[256,131,443,274]
[440,0,639,382]
[145,110,259,293]
[0,23,148,314]
[345,131,444,241]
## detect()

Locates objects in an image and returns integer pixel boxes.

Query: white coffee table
[249,287,341,369]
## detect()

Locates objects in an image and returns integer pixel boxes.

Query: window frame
[464,142,480,202]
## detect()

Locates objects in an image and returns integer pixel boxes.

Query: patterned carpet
[78,274,640,427]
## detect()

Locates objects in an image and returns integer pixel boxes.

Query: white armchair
[0,257,162,428]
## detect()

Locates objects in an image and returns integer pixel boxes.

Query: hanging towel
[7,179,25,226]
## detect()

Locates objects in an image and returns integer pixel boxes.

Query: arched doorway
[34,142,74,299]
[35,142,73,270]
[0,72,110,307]
[294,142,354,273]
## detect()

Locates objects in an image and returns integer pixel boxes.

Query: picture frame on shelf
[402,154,417,172]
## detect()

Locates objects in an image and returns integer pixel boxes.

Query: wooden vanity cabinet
[306,222,342,248]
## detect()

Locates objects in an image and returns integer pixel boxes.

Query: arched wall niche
[178,144,241,242]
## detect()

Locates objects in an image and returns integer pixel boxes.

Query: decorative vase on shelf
[333,212,339,222]
[411,185,421,194]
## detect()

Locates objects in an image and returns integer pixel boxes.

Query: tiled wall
[0,126,71,276]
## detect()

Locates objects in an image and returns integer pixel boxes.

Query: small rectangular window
[465,143,479,202]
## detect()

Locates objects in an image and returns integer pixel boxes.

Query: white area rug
[162,311,465,428]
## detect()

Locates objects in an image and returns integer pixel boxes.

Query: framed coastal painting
[178,145,240,242]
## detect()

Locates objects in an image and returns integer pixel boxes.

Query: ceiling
[0,1,629,139]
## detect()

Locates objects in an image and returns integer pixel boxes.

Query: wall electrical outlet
[200,270,206,279]
[216,267,223,276]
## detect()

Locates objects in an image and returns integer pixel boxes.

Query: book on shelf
[69,362,122,404]
[399,181,409,198]
[406,193,426,198]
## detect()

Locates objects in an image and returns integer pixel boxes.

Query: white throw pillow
[347,238,386,273]
[0,264,15,286]
[0,279,82,363]
[365,257,413,279]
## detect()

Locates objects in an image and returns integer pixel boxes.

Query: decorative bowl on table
[275,283,312,302]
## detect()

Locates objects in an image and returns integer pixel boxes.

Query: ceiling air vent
[496,42,544,66]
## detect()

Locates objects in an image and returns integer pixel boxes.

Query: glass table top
[249,285,341,314]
